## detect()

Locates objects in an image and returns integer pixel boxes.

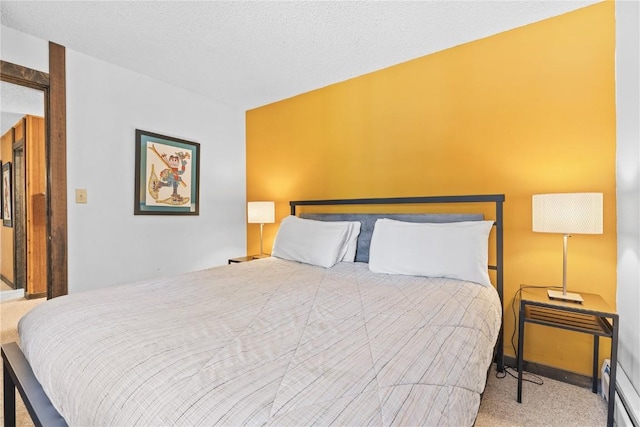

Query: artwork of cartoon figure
[157,154,187,201]
[147,144,191,206]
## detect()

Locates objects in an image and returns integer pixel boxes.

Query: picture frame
[0,162,2,220]
[0,162,3,221]
[2,162,13,227]
[134,129,200,215]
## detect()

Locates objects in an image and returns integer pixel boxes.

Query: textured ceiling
[1,1,598,111]
[0,81,45,135]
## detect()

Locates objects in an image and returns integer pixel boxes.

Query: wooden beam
[48,42,67,298]
[0,61,49,89]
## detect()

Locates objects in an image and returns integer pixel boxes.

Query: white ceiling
[0,81,45,135]
[1,1,598,111]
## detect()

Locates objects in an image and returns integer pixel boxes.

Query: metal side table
[516,287,619,427]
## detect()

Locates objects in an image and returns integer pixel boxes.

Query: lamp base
[547,289,584,304]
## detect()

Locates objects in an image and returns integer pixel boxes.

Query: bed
[3,194,505,427]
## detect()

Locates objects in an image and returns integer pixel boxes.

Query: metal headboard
[290,194,505,372]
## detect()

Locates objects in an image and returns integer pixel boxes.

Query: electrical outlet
[76,189,87,204]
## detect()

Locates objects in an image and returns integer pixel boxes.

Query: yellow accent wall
[246,2,616,376]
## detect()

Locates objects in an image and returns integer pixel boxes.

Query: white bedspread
[18,258,501,426]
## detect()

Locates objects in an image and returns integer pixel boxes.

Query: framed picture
[0,162,3,220]
[135,130,200,215]
[2,162,13,227]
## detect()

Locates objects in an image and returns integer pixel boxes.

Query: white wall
[0,25,48,73]
[1,25,248,293]
[615,0,640,402]
[66,50,247,292]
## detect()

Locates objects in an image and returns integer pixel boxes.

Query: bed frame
[2,194,504,427]
[290,194,505,374]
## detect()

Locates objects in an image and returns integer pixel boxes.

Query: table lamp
[532,192,603,303]
[248,201,275,257]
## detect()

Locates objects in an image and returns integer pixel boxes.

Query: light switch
[76,189,87,204]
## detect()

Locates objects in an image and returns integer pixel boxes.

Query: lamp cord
[495,284,563,385]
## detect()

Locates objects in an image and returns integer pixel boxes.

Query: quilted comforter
[19,258,501,426]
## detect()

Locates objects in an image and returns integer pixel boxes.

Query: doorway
[1,42,68,299]
[1,82,47,299]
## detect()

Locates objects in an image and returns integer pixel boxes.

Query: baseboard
[616,390,635,427]
[1,273,15,289]
[615,364,640,427]
[25,291,47,300]
[0,288,24,302]
[504,355,593,389]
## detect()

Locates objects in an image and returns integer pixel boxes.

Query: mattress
[18,258,501,426]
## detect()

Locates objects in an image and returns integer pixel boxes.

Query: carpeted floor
[0,297,608,426]
[477,366,607,426]
[1,296,44,427]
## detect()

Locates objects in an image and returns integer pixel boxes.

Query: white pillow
[272,216,351,268]
[368,218,494,286]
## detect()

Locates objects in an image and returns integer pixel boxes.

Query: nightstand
[516,286,619,427]
[227,254,269,264]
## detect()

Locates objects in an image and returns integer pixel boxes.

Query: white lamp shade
[247,201,275,224]
[532,193,603,234]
